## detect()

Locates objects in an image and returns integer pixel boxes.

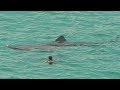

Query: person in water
[47,56,54,65]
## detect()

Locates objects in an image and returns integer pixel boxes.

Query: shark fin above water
[55,35,66,43]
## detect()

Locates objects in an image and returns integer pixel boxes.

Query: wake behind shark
[7,35,120,51]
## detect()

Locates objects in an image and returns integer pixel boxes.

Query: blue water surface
[0,11,120,79]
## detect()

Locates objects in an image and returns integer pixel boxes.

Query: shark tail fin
[110,35,120,42]
[115,35,120,42]
[55,35,66,43]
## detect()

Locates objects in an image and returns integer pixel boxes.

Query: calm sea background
[0,11,120,79]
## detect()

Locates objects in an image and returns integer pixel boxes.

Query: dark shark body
[46,35,119,46]
[7,35,119,51]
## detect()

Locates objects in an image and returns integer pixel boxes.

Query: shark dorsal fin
[55,35,66,43]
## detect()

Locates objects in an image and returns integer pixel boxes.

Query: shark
[7,35,119,51]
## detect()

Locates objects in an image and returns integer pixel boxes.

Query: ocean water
[0,11,120,79]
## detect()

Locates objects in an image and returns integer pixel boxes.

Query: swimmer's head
[49,56,52,60]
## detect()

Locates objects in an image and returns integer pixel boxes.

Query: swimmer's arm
[44,60,55,63]
[51,60,55,63]
[45,60,48,63]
